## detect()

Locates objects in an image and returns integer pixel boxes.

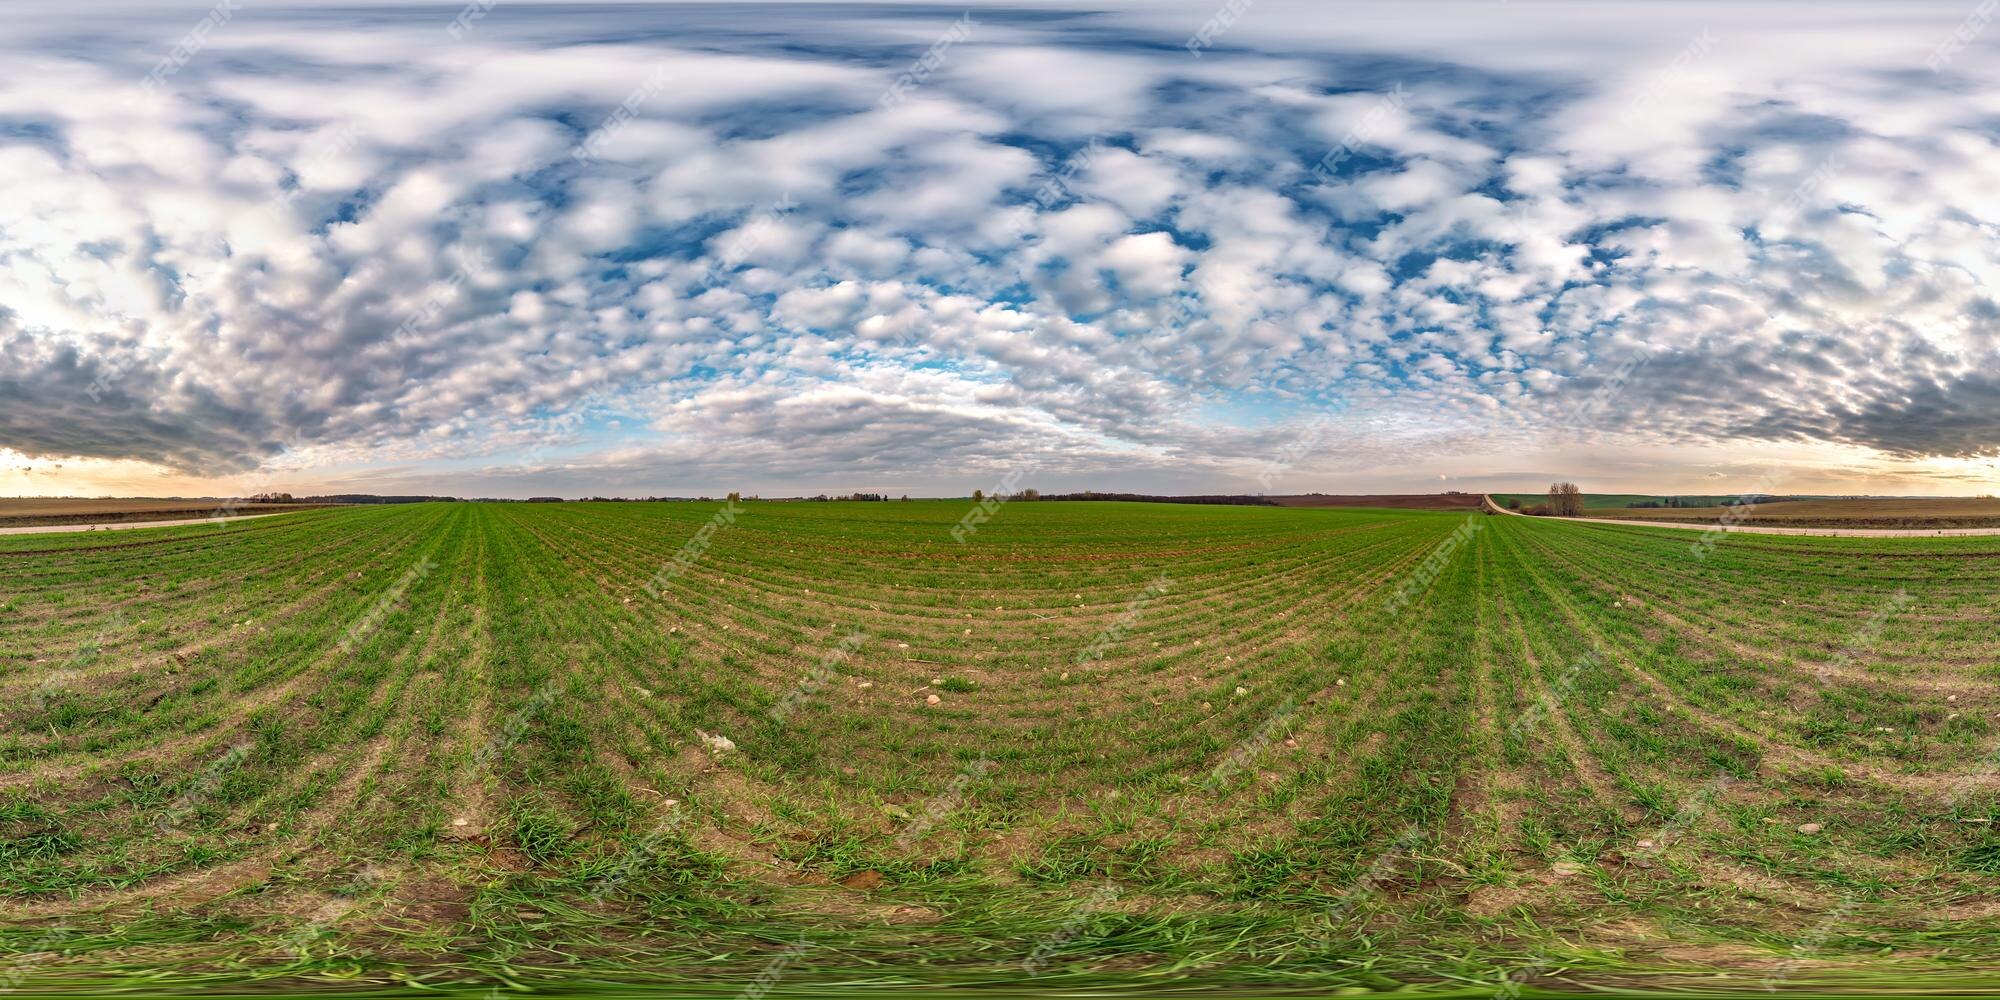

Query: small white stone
[1797,822,1823,835]
[925,694,942,706]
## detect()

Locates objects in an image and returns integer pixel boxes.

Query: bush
[1547,482,1584,517]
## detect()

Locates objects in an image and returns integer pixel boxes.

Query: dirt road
[1480,496,2000,538]
[0,511,300,537]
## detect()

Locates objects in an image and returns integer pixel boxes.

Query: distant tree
[1547,482,1584,517]
[901,494,910,501]
[973,488,984,502]
[1020,488,1040,501]
[1506,497,1523,511]
[727,491,741,502]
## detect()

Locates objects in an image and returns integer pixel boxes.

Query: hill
[1268,492,1485,510]
[1587,496,2000,529]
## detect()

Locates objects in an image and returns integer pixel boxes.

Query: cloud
[3,0,1999,497]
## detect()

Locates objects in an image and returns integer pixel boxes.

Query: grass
[1,501,1997,995]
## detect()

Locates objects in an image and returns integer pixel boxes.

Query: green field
[3,501,1998,995]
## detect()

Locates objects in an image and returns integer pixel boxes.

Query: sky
[4,0,2000,499]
